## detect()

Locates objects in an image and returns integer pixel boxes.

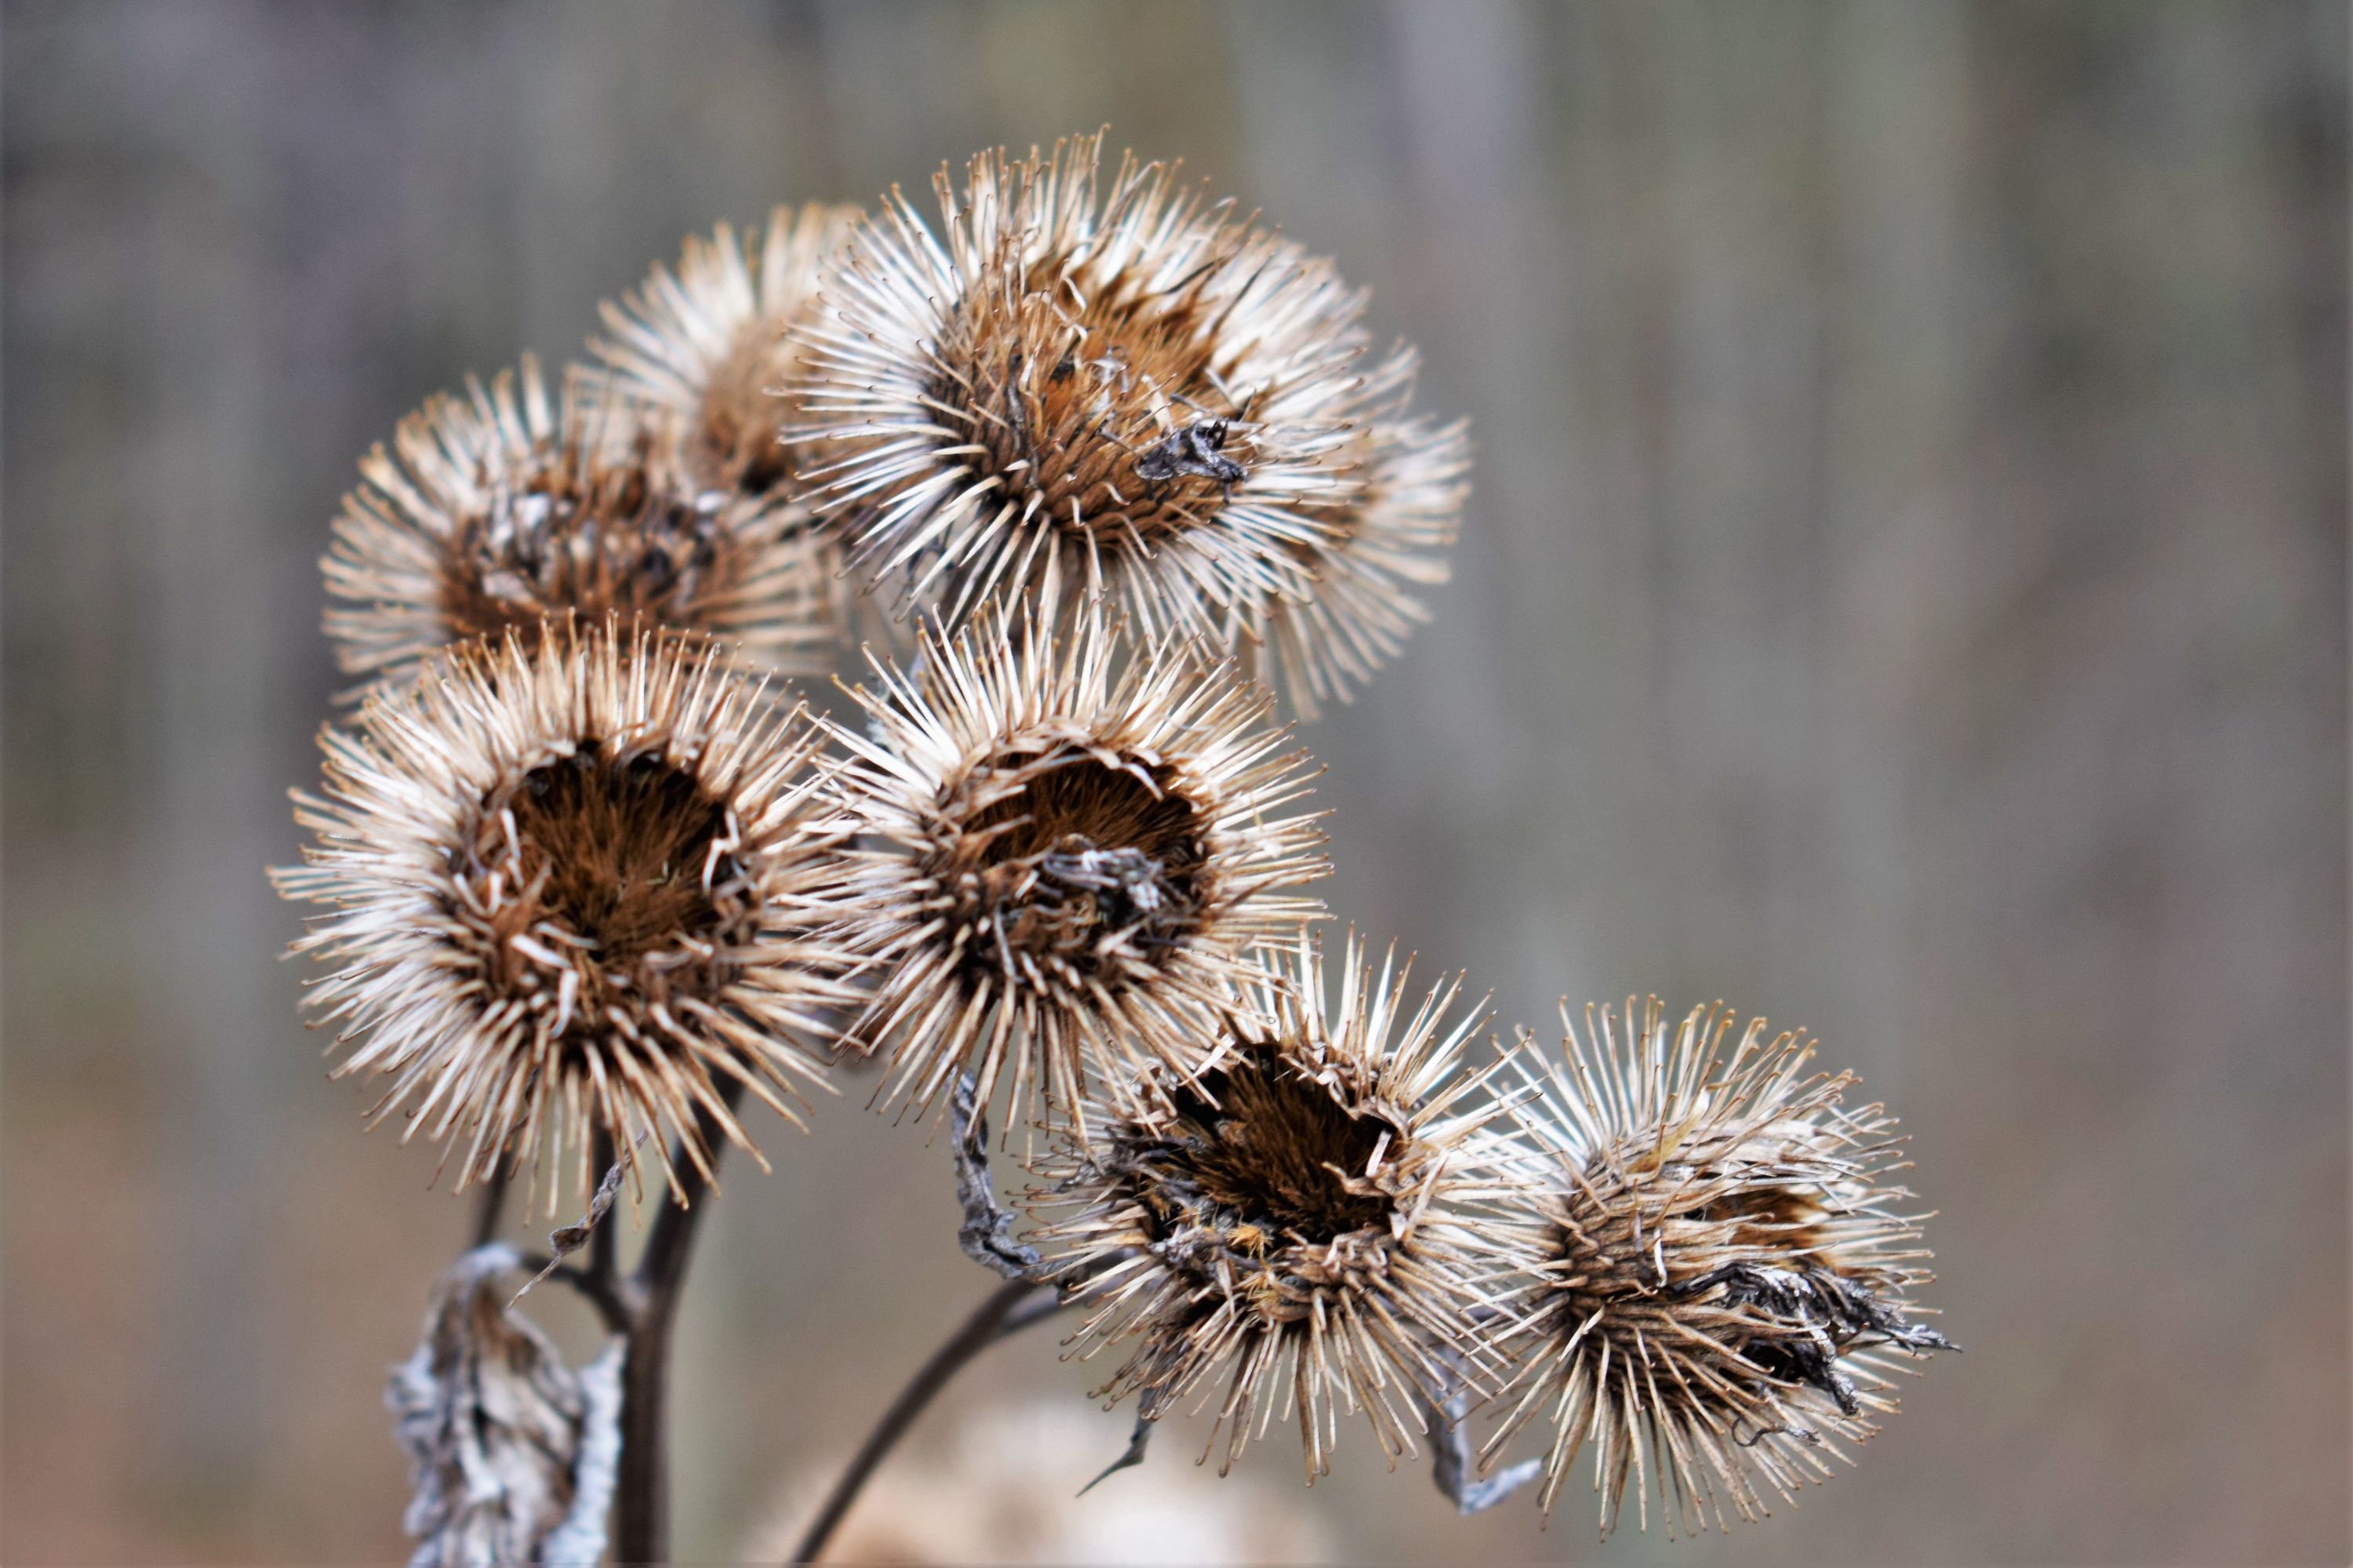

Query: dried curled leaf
[387,1244,624,1568]
[951,1075,1041,1280]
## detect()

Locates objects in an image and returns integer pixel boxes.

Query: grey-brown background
[5,2,2346,1563]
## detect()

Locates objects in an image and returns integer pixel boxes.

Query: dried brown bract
[272,624,856,1207]
[591,203,861,499]
[815,608,1328,1124]
[1027,934,1529,1480]
[322,356,831,697]
[1478,999,1951,1535]
[787,133,1458,709]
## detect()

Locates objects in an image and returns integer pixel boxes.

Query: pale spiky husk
[322,356,833,697]
[589,203,861,498]
[1026,933,1529,1480]
[271,624,857,1209]
[1477,1000,1950,1537]
[814,609,1329,1123]
[787,133,1455,707]
[1245,355,1466,722]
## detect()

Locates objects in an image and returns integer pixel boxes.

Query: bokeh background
[5,2,2346,1563]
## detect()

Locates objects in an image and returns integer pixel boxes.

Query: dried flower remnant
[1247,358,1467,721]
[388,1244,624,1568]
[816,608,1329,1125]
[591,203,861,498]
[1480,999,1951,1536]
[789,132,1453,701]
[272,624,856,1207]
[1028,934,1526,1480]
[322,356,831,697]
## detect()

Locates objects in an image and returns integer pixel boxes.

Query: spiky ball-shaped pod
[813,609,1329,1124]
[786,133,1460,710]
[590,203,862,500]
[1245,353,1467,722]
[1024,933,1527,1480]
[322,356,834,697]
[1477,999,1951,1536]
[272,624,858,1209]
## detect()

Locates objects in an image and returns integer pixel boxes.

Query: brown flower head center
[936,751,1208,979]
[930,245,1254,547]
[1129,1050,1400,1264]
[442,441,742,648]
[465,748,757,1031]
[697,326,796,494]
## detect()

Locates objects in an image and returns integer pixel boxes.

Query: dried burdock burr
[1477,999,1952,1536]
[322,356,833,697]
[786,132,1459,710]
[272,621,857,1208]
[1247,359,1467,722]
[274,131,1966,1566]
[1025,933,1529,1481]
[813,606,1329,1126]
[590,202,861,500]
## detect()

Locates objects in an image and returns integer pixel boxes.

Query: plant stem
[612,1097,740,1566]
[470,1162,511,1249]
[588,1126,618,1288]
[789,1278,1057,1563]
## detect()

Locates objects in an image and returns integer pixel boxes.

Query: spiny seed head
[1477,999,1951,1537]
[1246,373,1468,722]
[590,203,861,499]
[322,355,833,698]
[814,607,1329,1126]
[787,131,1460,711]
[271,623,859,1210]
[1025,933,1530,1480]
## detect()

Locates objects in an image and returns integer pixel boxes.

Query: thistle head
[591,203,862,499]
[1027,933,1529,1479]
[787,132,1460,711]
[323,358,832,697]
[815,607,1329,1124]
[1479,999,1952,1536]
[272,623,858,1207]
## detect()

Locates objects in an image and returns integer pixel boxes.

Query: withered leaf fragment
[387,1244,624,1568]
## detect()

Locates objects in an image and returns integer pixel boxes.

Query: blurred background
[5,2,2345,1563]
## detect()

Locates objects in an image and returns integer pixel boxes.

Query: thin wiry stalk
[789,1278,1057,1564]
